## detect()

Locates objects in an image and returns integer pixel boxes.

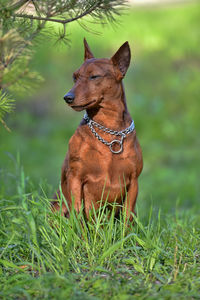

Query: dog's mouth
[71,100,96,111]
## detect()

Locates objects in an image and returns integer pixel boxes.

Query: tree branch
[14,1,101,25]
[8,22,45,65]
[4,0,29,11]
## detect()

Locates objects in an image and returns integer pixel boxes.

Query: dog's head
[64,38,131,111]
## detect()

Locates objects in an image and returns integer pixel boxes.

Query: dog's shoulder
[68,124,87,148]
[68,124,90,160]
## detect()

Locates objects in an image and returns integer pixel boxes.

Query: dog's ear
[84,38,94,60]
[111,42,131,78]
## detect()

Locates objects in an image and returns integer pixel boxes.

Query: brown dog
[53,39,143,221]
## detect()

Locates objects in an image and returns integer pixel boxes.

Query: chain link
[83,113,135,154]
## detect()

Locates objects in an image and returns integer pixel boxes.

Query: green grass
[1,2,200,299]
[0,165,200,299]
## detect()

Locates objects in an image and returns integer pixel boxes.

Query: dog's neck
[86,83,132,130]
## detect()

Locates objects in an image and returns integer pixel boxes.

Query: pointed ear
[83,38,94,60]
[111,42,131,77]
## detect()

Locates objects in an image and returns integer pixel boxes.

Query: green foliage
[0,90,14,115]
[0,90,14,131]
[0,28,43,129]
[0,166,200,299]
[0,29,43,92]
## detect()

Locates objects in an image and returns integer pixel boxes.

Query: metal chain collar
[83,113,135,154]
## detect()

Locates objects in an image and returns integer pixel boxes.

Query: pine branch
[8,22,45,65]
[14,1,102,25]
[8,0,29,11]
[0,90,15,131]
[1,117,11,132]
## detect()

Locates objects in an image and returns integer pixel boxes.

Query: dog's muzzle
[64,92,75,104]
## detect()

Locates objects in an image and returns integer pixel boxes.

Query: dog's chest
[68,127,138,192]
[82,146,135,186]
[81,151,134,202]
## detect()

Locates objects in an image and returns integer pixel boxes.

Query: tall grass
[0,164,199,299]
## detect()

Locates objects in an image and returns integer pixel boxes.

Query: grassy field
[0,2,200,299]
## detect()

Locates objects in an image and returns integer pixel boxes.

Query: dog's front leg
[122,178,138,222]
[62,174,83,214]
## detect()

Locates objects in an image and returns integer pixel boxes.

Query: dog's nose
[64,92,75,104]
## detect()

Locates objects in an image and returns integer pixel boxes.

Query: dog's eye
[89,75,101,80]
[73,75,77,82]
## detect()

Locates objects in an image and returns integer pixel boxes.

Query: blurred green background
[1,2,200,216]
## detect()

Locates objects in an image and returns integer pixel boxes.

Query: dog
[52,39,143,221]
